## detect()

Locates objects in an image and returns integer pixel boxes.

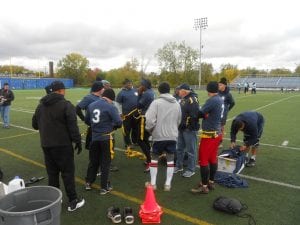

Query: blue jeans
[176,129,198,172]
[0,105,10,127]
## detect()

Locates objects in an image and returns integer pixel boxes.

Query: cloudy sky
[0,0,299,73]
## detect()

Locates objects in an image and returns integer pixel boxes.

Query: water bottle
[8,176,25,193]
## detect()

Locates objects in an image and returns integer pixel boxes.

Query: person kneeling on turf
[230,111,265,167]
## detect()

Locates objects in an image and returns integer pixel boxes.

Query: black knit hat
[219,77,227,85]
[141,79,152,89]
[206,81,219,93]
[91,81,104,92]
[158,82,170,94]
[51,81,65,91]
[102,88,116,101]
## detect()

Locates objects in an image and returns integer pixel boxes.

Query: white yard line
[222,137,300,151]
[226,94,299,122]
[238,174,300,190]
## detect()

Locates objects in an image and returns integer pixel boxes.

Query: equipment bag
[213,196,256,225]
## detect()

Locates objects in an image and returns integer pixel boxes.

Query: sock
[209,163,217,182]
[251,155,256,160]
[165,161,175,186]
[150,160,158,186]
[200,166,209,185]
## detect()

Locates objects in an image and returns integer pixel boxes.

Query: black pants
[137,117,151,163]
[86,140,112,190]
[123,114,138,146]
[43,146,77,202]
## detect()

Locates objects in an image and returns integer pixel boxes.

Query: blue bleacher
[233,76,300,89]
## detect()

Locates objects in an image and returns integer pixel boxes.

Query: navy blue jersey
[137,89,155,115]
[116,88,138,114]
[218,87,235,125]
[230,111,265,146]
[179,92,200,131]
[77,94,100,110]
[85,98,122,141]
[199,95,223,133]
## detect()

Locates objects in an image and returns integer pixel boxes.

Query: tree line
[1,41,300,87]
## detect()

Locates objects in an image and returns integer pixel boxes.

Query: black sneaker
[67,198,85,212]
[123,207,134,224]
[246,158,256,167]
[107,206,122,223]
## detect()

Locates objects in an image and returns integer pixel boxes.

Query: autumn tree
[57,53,89,85]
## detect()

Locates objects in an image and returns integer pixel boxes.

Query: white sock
[251,155,256,160]
[150,160,158,186]
[165,161,175,186]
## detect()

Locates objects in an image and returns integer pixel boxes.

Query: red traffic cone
[139,184,163,224]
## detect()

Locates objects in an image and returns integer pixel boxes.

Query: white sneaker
[182,170,195,178]
[164,184,171,191]
[145,182,157,190]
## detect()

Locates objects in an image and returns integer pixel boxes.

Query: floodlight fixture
[194,17,208,89]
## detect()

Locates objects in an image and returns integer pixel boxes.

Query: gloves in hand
[74,142,82,155]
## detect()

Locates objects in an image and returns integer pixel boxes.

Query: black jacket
[32,93,81,148]
[218,86,235,125]
[179,92,200,131]
[0,89,14,106]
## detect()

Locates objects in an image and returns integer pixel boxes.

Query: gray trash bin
[0,186,62,225]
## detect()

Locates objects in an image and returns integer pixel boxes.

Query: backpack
[213,196,256,225]
[213,196,244,214]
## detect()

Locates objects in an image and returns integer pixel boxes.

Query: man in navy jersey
[191,81,224,194]
[116,79,138,149]
[230,111,265,167]
[218,77,235,145]
[76,81,104,149]
[84,89,122,195]
[135,79,155,172]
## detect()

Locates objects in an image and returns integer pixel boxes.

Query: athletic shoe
[182,170,195,178]
[246,158,256,167]
[198,182,215,190]
[107,206,122,223]
[67,198,85,212]
[100,188,111,195]
[85,182,92,191]
[123,207,134,224]
[173,167,183,174]
[190,186,209,194]
[145,181,157,190]
[164,184,171,191]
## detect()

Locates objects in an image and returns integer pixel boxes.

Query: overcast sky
[0,0,299,73]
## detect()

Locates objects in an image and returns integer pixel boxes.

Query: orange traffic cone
[139,183,163,224]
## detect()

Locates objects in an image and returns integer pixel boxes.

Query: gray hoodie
[145,93,181,142]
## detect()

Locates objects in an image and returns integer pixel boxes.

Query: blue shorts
[152,141,177,155]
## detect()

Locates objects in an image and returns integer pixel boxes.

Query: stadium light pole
[194,17,208,89]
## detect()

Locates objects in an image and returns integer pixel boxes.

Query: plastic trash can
[0,186,62,225]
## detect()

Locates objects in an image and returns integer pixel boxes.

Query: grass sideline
[0,88,299,225]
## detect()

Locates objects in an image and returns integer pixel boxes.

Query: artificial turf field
[0,88,300,225]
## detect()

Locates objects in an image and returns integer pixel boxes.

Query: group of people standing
[31,76,265,212]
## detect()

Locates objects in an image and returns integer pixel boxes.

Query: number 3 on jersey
[92,109,101,123]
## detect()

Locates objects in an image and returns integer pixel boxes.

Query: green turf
[0,89,300,225]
